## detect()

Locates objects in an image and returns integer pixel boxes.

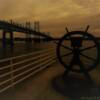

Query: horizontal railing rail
[0,47,57,93]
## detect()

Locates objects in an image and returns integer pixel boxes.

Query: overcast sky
[0,0,100,37]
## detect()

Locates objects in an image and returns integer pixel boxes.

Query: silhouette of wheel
[57,31,100,73]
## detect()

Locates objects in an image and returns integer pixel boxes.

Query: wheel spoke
[80,45,96,52]
[60,44,72,51]
[80,53,96,62]
[53,41,72,51]
[61,52,73,58]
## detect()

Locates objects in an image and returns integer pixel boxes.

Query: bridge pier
[10,31,14,48]
[2,30,6,48]
[2,30,14,49]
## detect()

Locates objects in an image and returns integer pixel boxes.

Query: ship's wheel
[53,26,100,97]
[57,28,100,81]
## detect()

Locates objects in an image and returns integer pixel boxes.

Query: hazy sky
[0,0,100,37]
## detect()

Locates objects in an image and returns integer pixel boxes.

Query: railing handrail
[0,47,55,63]
[0,47,57,93]
[0,54,56,78]
[0,56,56,86]
[0,50,55,70]
[0,59,56,93]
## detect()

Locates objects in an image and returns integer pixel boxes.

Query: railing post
[0,48,57,93]
[10,58,14,89]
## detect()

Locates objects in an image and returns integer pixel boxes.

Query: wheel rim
[57,31,100,73]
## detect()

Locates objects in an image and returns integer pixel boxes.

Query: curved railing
[0,47,57,93]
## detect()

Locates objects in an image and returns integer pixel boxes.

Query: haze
[0,0,100,37]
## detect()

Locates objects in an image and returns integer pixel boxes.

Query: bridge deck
[0,62,100,100]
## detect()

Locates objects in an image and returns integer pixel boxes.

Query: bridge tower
[25,21,32,48]
[26,21,31,42]
[34,21,40,32]
[34,21,40,42]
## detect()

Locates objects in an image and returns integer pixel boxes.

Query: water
[0,41,43,59]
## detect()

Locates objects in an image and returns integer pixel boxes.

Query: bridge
[0,20,100,49]
[0,20,51,48]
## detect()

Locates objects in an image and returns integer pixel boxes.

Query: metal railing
[0,47,57,93]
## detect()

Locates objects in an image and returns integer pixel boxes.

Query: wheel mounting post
[85,25,90,32]
[65,27,69,33]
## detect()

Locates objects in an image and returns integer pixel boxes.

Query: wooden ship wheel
[56,26,100,83]
[53,26,100,97]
